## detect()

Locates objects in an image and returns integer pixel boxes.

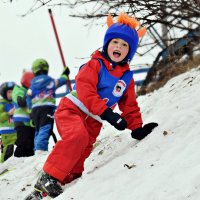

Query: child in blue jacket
[27,59,70,154]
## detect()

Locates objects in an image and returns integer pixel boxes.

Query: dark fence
[143,26,200,86]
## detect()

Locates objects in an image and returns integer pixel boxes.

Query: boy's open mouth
[113,51,121,58]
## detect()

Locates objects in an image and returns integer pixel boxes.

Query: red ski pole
[48,9,72,92]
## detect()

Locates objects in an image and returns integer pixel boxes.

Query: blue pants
[31,106,54,151]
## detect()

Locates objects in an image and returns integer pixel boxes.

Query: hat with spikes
[103,13,147,62]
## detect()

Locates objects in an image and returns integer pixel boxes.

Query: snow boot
[34,171,63,198]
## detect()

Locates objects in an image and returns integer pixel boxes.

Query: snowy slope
[0,66,200,200]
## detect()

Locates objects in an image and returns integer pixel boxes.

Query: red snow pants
[43,97,102,182]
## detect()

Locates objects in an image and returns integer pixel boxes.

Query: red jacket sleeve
[118,79,143,130]
[75,59,108,116]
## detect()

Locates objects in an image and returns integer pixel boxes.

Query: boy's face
[107,38,129,63]
[6,90,13,101]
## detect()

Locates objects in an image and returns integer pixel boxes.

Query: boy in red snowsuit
[25,13,158,199]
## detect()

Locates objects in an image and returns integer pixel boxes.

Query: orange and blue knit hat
[103,13,146,62]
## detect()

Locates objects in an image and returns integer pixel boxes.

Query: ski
[0,168,16,176]
[24,188,52,200]
[0,169,9,176]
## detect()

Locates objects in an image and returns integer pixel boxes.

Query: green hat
[31,58,49,75]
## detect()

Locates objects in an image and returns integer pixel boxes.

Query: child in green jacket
[12,71,35,157]
[0,82,17,162]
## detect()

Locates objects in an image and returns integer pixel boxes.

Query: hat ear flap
[137,27,147,38]
[107,14,114,27]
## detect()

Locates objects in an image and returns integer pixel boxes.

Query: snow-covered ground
[0,65,200,200]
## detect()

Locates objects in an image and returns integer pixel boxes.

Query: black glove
[100,108,127,131]
[62,66,70,76]
[131,122,158,140]
[17,96,27,107]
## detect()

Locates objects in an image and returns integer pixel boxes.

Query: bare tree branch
[6,0,200,65]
